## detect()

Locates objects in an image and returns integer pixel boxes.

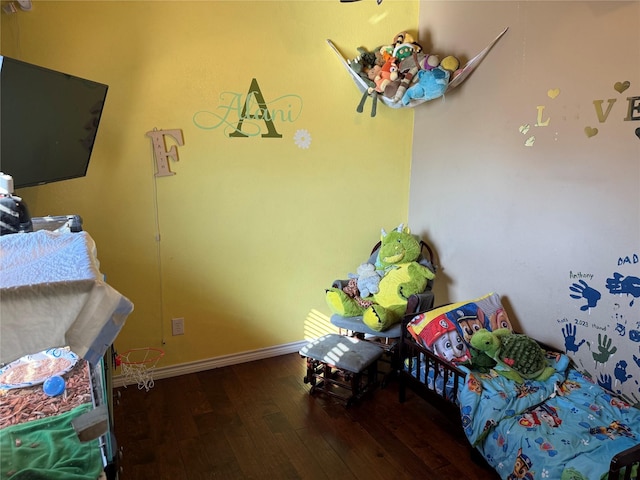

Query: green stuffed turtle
[470,328,555,383]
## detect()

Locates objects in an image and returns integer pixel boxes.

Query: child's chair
[329,239,437,382]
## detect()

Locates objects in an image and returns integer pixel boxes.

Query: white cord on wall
[150,142,167,346]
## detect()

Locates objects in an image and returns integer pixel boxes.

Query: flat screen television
[0,56,109,189]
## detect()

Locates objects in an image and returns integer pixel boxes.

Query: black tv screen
[0,56,108,189]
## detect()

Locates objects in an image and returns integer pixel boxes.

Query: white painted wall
[409,1,640,401]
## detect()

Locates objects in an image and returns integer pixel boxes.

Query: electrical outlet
[171,317,185,336]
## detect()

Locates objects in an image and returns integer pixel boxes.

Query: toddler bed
[398,293,640,480]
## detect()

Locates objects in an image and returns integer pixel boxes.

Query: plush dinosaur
[470,328,556,383]
[326,224,435,331]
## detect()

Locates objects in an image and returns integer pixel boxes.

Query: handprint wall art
[560,252,640,404]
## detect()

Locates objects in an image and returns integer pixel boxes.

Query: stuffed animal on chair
[326,224,435,331]
[348,263,382,298]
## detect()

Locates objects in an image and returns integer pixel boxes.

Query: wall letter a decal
[230,78,283,138]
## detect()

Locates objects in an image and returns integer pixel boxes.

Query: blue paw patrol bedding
[459,353,640,480]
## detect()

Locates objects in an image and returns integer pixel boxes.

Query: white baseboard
[113,340,308,388]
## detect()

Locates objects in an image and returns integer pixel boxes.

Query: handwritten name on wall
[558,252,640,403]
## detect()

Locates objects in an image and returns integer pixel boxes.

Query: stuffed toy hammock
[327,27,508,116]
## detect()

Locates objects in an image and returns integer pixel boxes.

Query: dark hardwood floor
[113,352,499,480]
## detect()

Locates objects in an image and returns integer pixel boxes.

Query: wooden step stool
[299,334,384,406]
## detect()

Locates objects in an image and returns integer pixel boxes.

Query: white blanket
[0,231,133,366]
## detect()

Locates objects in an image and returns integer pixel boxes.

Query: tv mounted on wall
[0,56,109,189]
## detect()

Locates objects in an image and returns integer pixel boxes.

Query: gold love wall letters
[518,81,639,146]
[590,94,640,137]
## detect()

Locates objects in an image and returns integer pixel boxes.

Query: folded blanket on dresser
[0,231,133,366]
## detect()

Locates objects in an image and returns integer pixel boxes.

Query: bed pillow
[407,292,513,365]
[407,312,471,364]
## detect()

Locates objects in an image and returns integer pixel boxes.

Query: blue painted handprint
[562,324,586,353]
[570,280,601,311]
[598,372,614,392]
[606,273,640,307]
[614,360,632,384]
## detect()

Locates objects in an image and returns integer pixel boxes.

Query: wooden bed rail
[398,311,466,418]
[399,308,640,480]
[609,443,640,480]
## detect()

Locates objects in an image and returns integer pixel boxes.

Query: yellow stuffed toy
[326,225,435,331]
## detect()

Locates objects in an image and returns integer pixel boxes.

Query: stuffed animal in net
[470,328,556,383]
[326,224,436,331]
[354,32,425,116]
[357,56,400,117]
[401,66,450,105]
[348,46,380,117]
[348,46,378,89]
[392,51,426,103]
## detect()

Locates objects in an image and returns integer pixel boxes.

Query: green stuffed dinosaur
[470,328,556,383]
[326,224,435,331]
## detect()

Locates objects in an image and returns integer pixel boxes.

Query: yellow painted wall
[1,1,418,366]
